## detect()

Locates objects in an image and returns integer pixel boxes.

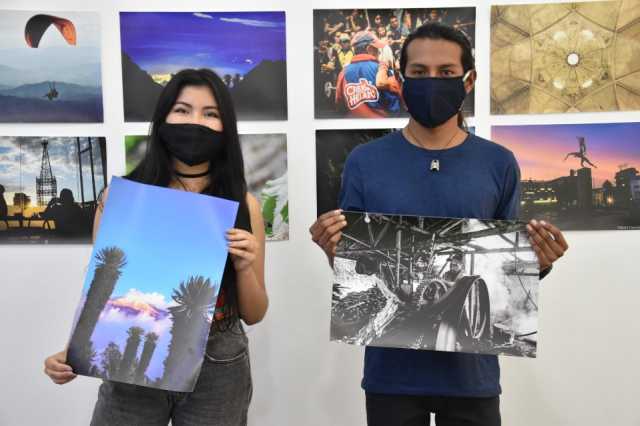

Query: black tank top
[208,198,252,343]
[211,199,251,333]
[220,200,251,290]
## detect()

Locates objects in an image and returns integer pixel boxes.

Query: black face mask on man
[402,70,472,128]
[158,123,224,167]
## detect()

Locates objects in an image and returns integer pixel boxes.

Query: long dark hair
[399,22,475,128]
[126,68,248,331]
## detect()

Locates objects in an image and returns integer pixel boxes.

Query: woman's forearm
[236,267,268,325]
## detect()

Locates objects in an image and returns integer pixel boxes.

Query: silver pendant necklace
[406,126,460,172]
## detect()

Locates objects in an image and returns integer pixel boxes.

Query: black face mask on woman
[158,123,224,166]
[402,70,472,128]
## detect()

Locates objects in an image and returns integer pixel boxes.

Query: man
[310,23,568,426]
[335,31,401,118]
[323,10,346,38]
[346,9,366,33]
[442,253,465,283]
[387,15,406,55]
[337,33,354,69]
[315,39,339,113]
[428,9,445,23]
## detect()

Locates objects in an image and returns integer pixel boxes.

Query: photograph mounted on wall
[331,212,539,358]
[125,133,289,240]
[120,11,287,122]
[491,1,640,114]
[313,8,476,119]
[0,11,103,122]
[316,128,393,215]
[0,136,107,244]
[316,127,475,216]
[66,177,238,392]
[493,123,640,230]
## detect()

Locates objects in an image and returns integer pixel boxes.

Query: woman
[43,68,268,425]
[375,26,395,70]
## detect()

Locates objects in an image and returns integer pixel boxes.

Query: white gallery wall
[0,0,638,425]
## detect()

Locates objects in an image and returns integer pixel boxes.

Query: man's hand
[309,210,348,265]
[526,219,569,271]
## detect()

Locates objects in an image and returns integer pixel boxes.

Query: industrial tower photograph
[0,136,107,243]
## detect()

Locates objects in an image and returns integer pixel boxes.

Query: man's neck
[403,116,466,150]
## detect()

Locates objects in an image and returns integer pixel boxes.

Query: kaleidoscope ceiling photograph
[491,0,640,114]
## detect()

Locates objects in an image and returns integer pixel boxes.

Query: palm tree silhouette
[161,276,216,388]
[100,342,122,380]
[134,332,159,384]
[117,326,144,381]
[67,247,127,374]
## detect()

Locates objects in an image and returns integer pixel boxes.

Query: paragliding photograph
[66,177,239,392]
[0,11,103,122]
[119,11,287,122]
[0,136,107,244]
[125,133,289,240]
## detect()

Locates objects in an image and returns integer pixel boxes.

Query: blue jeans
[90,325,252,426]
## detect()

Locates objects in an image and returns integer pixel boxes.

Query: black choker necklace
[174,169,209,178]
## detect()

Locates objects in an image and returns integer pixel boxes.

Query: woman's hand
[227,228,258,272]
[44,350,76,385]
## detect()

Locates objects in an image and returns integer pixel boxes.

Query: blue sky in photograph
[120,11,286,77]
[0,137,105,207]
[0,11,101,87]
[493,122,640,187]
[86,177,238,299]
[76,177,238,381]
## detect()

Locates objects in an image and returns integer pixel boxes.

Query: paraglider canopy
[25,14,76,48]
